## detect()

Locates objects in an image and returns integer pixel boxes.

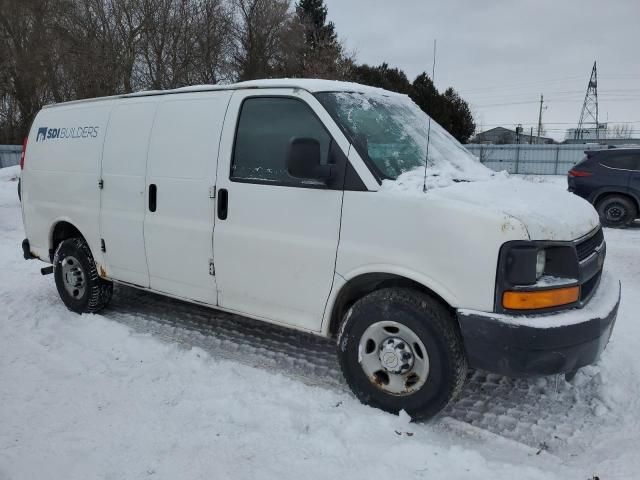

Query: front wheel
[53,238,113,314]
[337,288,468,419]
[596,195,637,227]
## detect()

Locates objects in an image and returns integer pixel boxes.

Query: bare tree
[0,0,476,145]
[57,0,146,98]
[609,123,633,139]
[0,0,67,141]
[138,0,190,89]
[231,0,292,81]
[190,0,235,84]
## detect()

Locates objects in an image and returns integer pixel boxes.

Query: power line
[471,97,640,108]
[459,73,639,95]
[467,88,640,101]
[460,75,587,94]
[477,120,640,126]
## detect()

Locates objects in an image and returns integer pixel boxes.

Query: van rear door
[144,91,232,304]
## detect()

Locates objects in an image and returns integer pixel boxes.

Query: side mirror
[286,137,332,181]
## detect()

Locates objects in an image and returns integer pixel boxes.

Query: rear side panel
[100,98,160,286]
[22,103,113,262]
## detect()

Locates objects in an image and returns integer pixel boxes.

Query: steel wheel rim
[606,203,625,222]
[61,256,86,299]
[358,320,430,396]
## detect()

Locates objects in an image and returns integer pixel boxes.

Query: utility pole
[537,94,544,144]
[515,124,523,144]
[575,61,599,141]
[529,127,533,144]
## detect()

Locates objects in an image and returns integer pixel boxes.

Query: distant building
[563,124,640,145]
[471,127,554,145]
[564,124,608,142]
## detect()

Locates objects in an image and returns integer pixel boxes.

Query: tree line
[0,0,475,144]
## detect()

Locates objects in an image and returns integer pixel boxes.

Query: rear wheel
[337,288,467,419]
[53,238,113,313]
[596,195,637,227]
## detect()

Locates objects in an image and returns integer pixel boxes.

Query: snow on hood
[381,161,497,191]
[382,169,600,241]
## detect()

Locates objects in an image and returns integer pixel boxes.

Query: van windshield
[316,91,488,182]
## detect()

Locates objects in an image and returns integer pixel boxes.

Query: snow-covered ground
[1,167,639,479]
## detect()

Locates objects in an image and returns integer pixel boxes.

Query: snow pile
[0,311,567,479]
[382,165,502,192]
[0,164,19,180]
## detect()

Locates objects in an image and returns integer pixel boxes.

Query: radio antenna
[422,39,437,193]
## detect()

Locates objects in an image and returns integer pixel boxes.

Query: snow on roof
[44,78,402,108]
[137,78,403,96]
[234,78,403,95]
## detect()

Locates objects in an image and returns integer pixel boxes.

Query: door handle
[149,184,157,212]
[217,188,228,220]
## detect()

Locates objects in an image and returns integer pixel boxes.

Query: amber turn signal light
[502,286,580,310]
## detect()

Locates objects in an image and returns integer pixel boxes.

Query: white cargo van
[20,79,620,418]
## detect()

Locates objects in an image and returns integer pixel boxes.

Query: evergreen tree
[410,74,475,143]
[349,63,412,95]
[410,72,441,118]
[294,0,345,78]
[441,87,475,143]
[295,0,337,48]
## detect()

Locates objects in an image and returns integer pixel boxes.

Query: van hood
[431,177,600,241]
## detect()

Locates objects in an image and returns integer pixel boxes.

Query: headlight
[536,249,546,279]
[496,241,580,313]
[503,245,539,285]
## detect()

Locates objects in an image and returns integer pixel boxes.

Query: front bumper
[457,271,621,377]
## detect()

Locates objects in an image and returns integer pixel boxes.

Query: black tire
[53,237,113,314]
[596,195,637,227]
[337,288,468,419]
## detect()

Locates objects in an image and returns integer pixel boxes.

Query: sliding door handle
[148,184,157,212]
[217,188,228,220]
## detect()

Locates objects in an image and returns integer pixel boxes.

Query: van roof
[43,78,403,109]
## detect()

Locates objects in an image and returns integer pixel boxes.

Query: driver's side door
[213,90,346,331]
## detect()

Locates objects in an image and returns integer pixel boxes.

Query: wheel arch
[49,219,87,262]
[593,189,640,213]
[325,270,458,338]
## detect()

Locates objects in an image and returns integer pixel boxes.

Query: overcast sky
[323,0,640,140]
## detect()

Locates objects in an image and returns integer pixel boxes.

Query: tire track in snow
[105,284,611,457]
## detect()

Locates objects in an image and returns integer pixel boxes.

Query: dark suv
[568,147,640,227]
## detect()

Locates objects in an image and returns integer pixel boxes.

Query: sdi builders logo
[36,126,99,142]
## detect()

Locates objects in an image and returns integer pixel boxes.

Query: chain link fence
[465,144,608,175]
[0,145,21,168]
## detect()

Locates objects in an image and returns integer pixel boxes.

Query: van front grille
[576,228,604,262]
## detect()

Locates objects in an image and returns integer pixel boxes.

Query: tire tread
[54,237,112,313]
